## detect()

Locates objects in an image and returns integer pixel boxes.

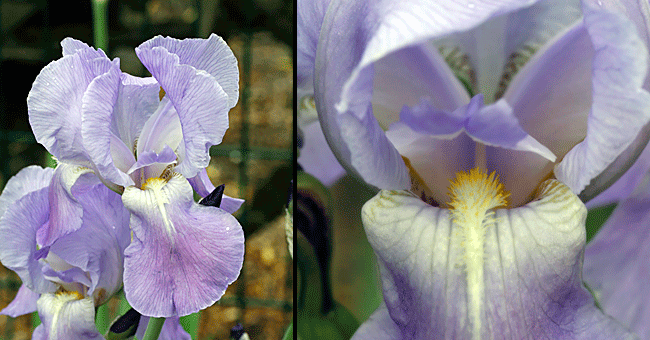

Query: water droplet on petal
[226,227,230,231]
[467,2,475,8]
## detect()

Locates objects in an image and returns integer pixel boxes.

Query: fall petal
[121,175,244,317]
[0,284,39,317]
[359,181,633,338]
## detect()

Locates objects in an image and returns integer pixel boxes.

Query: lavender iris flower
[26,35,245,317]
[299,0,650,338]
[0,165,130,339]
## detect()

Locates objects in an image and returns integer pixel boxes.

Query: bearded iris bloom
[0,165,130,339]
[0,167,192,339]
[25,35,245,317]
[299,0,650,338]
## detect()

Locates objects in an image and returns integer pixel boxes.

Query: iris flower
[0,166,192,339]
[299,0,650,338]
[26,35,245,317]
[0,165,130,339]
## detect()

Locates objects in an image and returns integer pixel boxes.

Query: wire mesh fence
[0,1,293,339]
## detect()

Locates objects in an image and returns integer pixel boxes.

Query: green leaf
[298,302,359,340]
[179,312,200,339]
[105,308,141,340]
[282,323,293,340]
[141,317,165,340]
[585,203,616,243]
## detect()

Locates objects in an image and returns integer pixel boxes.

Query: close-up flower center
[447,167,509,340]
[369,17,599,208]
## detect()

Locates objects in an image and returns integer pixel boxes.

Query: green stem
[179,313,199,339]
[117,290,132,315]
[95,303,110,334]
[32,311,41,329]
[91,0,109,51]
[141,317,165,340]
[281,323,293,340]
[297,231,324,316]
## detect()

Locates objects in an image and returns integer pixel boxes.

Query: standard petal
[371,43,470,130]
[135,46,230,178]
[136,98,182,159]
[135,316,191,340]
[436,0,581,100]
[583,172,650,338]
[586,138,650,208]
[61,37,108,59]
[80,62,134,187]
[36,164,94,247]
[0,284,39,317]
[339,109,410,189]
[297,92,347,186]
[315,0,539,190]
[113,74,160,151]
[0,165,53,218]
[81,74,160,188]
[0,187,56,294]
[28,40,119,165]
[386,122,474,205]
[484,147,554,207]
[137,34,239,108]
[297,0,332,89]
[81,72,161,188]
[37,293,102,340]
[361,181,633,338]
[121,175,244,317]
[573,0,650,202]
[503,20,592,160]
[585,0,650,90]
[554,3,650,194]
